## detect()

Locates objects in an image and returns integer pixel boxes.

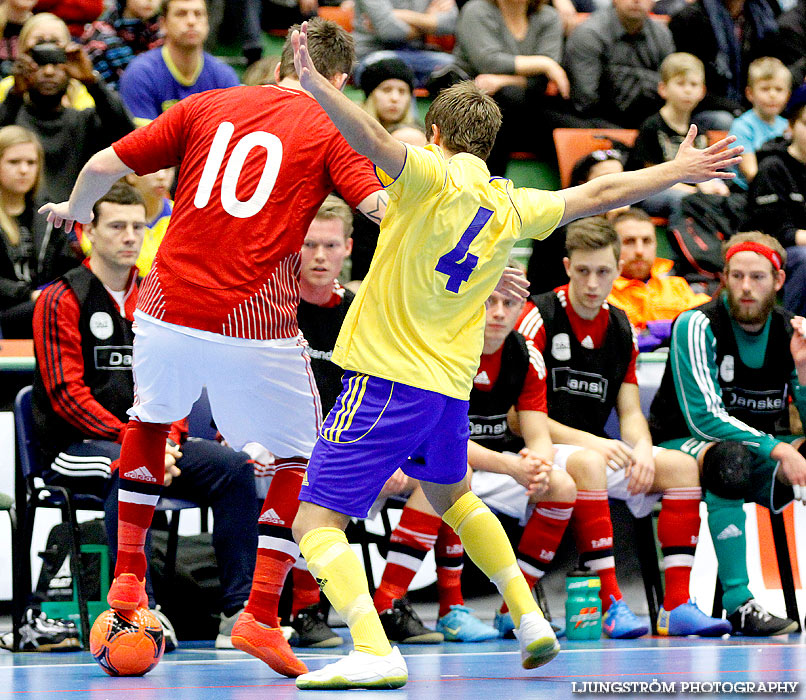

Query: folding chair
[14,386,200,649]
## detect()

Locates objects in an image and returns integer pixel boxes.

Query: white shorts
[129,312,321,458]
[471,444,664,523]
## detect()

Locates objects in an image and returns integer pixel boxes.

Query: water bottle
[565,569,602,640]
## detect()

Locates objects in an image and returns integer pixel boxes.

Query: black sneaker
[727,599,799,636]
[0,608,80,652]
[291,604,344,648]
[379,598,443,644]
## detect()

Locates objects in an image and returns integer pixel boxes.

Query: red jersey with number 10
[112,84,380,340]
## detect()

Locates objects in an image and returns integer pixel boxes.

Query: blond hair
[314,194,353,239]
[660,52,705,84]
[747,57,792,88]
[424,82,502,160]
[723,231,787,269]
[361,91,417,131]
[18,13,70,50]
[0,125,43,247]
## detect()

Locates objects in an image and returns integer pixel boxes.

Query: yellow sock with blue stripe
[443,492,540,627]
[299,527,392,656]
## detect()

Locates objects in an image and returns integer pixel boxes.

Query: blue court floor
[2,630,805,700]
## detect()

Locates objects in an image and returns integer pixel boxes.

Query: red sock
[244,465,305,627]
[658,487,701,610]
[435,521,464,617]
[572,490,620,611]
[291,562,322,617]
[115,421,169,579]
[518,501,574,589]
[373,507,440,613]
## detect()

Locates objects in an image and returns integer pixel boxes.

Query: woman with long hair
[0,125,79,337]
[0,0,37,78]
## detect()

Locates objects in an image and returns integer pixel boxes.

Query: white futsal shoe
[515,611,561,669]
[295,646,408,690]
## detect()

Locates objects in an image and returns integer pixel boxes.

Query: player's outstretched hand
[38,201,92,233]
[292,21,329,96]
[673,126,743,184]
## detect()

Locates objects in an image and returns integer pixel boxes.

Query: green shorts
[659,436,799,513]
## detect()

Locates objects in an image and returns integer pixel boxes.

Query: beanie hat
[360,58,415,97]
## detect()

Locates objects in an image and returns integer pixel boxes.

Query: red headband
[725,241,782,271]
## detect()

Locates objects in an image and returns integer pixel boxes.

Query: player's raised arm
[293,22,407,179]
[558,126,743,227]
[38,147,133,232]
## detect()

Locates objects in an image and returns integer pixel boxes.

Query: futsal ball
[90,607,165,676]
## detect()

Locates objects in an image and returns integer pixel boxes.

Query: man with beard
[649,231,806,636]
[607,208,710,331]
[0,31,133,200]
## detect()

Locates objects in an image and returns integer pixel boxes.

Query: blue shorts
[299,371,470,518]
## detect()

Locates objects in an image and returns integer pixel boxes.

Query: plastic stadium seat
[552,128,638,188]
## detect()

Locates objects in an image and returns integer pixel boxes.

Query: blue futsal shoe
[436,605,498,642]
[602,596,649,639]
[494,610,516,639]
[657,600,732,637]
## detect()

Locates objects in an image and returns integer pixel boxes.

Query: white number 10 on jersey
[194,122,283,218]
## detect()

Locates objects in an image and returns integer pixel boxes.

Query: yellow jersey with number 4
[332,143,565,400]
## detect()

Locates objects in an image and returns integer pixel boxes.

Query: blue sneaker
[494,610,516,639]
[602,596,648,639]
[657,600,732,637]
[436,605,498,642]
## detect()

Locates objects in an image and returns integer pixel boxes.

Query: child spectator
[729,56,792,190]
[0,0,36,78]
[0,124,79,337]
[360,57,418,132]
[631,52,729,219]
[80,0,164,90]
[746,85,806,315]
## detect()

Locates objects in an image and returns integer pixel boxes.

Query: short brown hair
[92,181,146,223]
[565,216,621,261]
[314,194,354,238]
[612,207,653,228]
[722,231,787,269]
[747,56,791,89]
[660,52,705,84]
[424,82,502,160]
[278,19,354,81]
[161,0,207,17]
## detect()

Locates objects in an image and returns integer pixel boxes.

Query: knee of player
[701,441,752,500]
[657,450,699,488]
[566,449,608,487]
[547,468,577,503]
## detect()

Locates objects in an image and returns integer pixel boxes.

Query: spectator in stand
[526,147,628,297]
[0,17,134,201]
[36,0,104,37]
[746,86,806,316]
[0,14,100,108]
[669,0,783,129]
[352,0,458,88]
[778,0,806,85]
[563,0,674,128]
[31,182,259,650]
[360,57,418,132]
[80,0,164,90]
[0,0,37,78]
[630,53,729,219]
[607,208,710,332]
[729,57,791,191]
[649,231,805,636]
[517,218,732,639]
[119,0,239,126]
[0,125,79,338]
[454,0,573,175]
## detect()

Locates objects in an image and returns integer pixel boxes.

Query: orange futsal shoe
[107,573,148,611]
[231,612,308,678]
